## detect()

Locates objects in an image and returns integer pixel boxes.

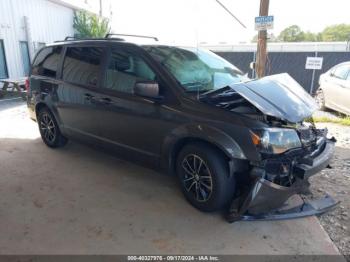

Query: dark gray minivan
[27,35,337,222]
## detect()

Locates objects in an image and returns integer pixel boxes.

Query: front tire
[315,88,326,111]
[37,107,68,148]
[176,143,235,212]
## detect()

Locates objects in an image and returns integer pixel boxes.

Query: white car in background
[315,61,350,115]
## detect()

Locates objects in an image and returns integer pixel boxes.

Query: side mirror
[134,81,163,101]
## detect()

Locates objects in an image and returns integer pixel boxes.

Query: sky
[72,0,350,45]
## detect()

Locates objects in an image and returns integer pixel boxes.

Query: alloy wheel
[40,112,56,143]
[181,154,213,202]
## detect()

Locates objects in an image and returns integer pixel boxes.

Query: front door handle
[84,93,94,100]
[98,97,112,105]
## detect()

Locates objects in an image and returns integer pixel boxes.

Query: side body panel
[322,64,350,115]
[28,41,261,172]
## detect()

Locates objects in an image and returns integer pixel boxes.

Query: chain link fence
[215,51,350,94]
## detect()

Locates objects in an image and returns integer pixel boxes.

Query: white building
[0,0,112,80]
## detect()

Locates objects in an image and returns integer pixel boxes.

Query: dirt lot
[310,123,350,259]
[0,97,345,258]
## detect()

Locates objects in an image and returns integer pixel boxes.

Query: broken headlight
[251,128,301,154]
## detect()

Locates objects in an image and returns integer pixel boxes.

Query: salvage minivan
[26,34,337,222]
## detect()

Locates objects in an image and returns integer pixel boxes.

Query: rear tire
[176,142,235,212]
[37,107,68,148]
[315,88,326,111]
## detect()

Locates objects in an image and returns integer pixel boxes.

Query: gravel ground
[309,122,350,259]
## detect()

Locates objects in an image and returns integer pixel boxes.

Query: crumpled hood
[229,73,318,123]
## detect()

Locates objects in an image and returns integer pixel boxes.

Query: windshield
[143,46,248,92]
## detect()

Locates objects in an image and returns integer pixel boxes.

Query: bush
[73,10,110,38]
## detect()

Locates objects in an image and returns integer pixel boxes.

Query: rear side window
[32,46,62,78]
[332,65,349,80]
[63,46,103,87]
[105,48,156,93]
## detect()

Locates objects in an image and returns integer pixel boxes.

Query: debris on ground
[309,122,350,258]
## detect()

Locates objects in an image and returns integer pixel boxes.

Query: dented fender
[161,124,247,172]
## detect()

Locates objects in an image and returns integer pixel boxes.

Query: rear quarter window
[32,46,62,78]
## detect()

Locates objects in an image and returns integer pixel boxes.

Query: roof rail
[105,33,158,41]
[54,36,125,43]
[55,33,159,43]
[64,36,76,41]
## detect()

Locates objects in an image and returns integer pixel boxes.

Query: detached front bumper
[294,137,335,178]
[227,139,338,222]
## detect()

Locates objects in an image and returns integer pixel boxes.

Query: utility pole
[99,0,103,17]
[256,0,270,78]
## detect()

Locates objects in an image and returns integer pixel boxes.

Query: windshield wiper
[185,89,212,93]
[200,85,231,97]
[183,81,212,93]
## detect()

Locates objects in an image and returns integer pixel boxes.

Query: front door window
[105,48,156,93]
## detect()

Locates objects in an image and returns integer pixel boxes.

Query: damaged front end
[227,129,338,222]
[200,73,339,222]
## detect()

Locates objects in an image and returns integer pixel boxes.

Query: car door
[55,44,107,139]
[323,64,350,111]
[95,45,179,165]
[338,70,350,115]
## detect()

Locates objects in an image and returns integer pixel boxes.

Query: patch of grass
[309,116,350,126]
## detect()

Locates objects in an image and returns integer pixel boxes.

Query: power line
[215,0,247,29]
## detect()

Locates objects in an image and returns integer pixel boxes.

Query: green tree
[278,25,305,42]
[320,24,350,41]
[303,31,318,42]
[73,10,110,38]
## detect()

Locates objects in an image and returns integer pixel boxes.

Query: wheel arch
[35,102,48,116]
[161,124,247,176]
[35,102,63,127]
